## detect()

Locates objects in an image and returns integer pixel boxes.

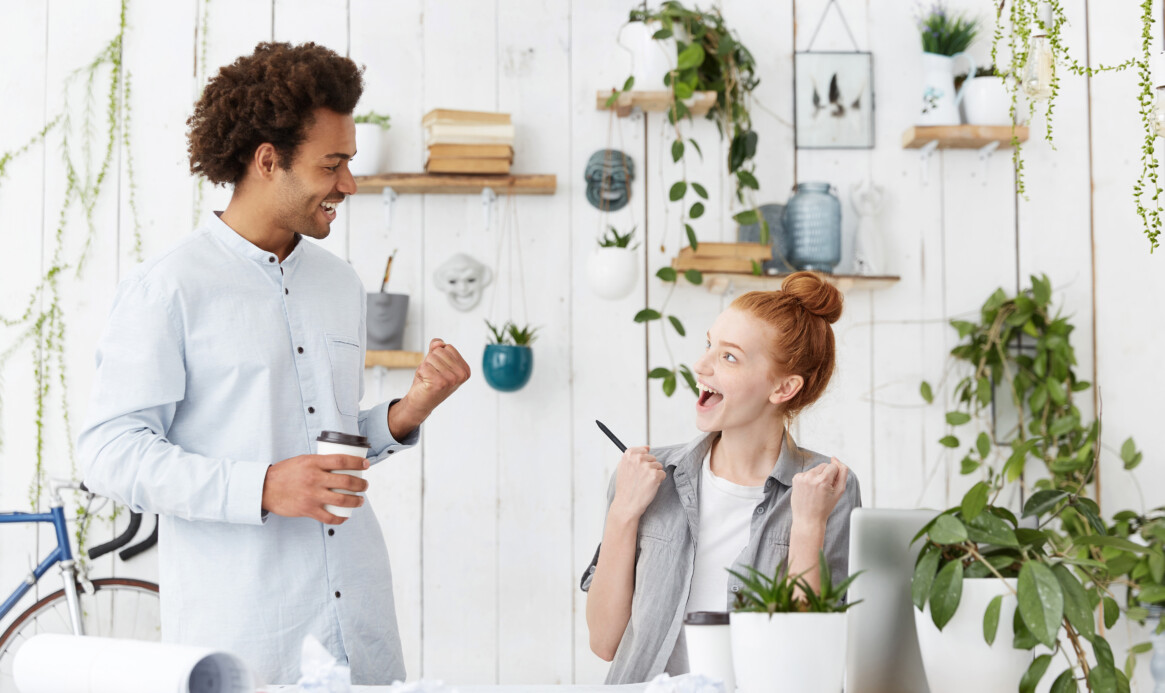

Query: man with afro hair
[80,41,470,685]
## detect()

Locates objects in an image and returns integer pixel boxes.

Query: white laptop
[845,507,939,693]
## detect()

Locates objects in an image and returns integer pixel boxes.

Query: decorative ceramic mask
[433,253,493,312]
[584,149,634,212]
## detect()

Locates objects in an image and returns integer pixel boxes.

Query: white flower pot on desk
[730,611,846,693]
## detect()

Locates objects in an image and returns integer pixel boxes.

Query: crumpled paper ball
[644,672,727,693]
[295,635,351,693]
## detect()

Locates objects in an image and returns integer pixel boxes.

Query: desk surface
[265,686,648,692]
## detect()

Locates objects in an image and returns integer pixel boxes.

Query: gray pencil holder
[367,293,409,351]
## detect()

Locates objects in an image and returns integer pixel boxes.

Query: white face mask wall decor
[434,253,494,312]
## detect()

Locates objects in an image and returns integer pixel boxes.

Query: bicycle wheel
[0,577,160,693]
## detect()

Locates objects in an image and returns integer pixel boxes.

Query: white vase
[351,122,384,177]
[962,76,1026,126]
[918,52,975,126]
[586,247,638,300]
[914,578,1032,693]
[730,611,846,693]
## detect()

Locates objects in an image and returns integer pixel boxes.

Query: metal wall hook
[918,140,940,185]
[977,141,1000,184]
[381,187,398,232]
[481,187,498,231]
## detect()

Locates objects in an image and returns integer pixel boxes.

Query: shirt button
[765,479,774,490]
[284,288,289,295]
[335,591,341,598]
[328,529,335,536]
[268,256,276,263]
[308,406,315,414]
[755,506,765,515]
[731,585,740,592]
[297,346,304,354]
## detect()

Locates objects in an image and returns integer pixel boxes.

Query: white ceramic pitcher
[918,51,975,126]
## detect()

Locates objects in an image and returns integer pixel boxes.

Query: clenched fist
[790,456,850,527]
[388,338,471,439]
[611,446,666,522]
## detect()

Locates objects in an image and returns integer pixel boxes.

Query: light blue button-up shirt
[79,213,417,685]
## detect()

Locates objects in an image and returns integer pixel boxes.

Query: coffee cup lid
[317,431,370,448]
[684,611,730,625]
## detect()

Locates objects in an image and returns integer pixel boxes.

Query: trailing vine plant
[0,0,140,557]
[993,0,1159,250]
[607,1,763,396]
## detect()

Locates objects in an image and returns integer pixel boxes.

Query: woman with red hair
[582,270,862,684]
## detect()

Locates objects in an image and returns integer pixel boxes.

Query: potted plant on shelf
[482,320,537,393]
[913,275,1153,692]
[728,552,860,693]
[916,1,979,126]
[586,225,640,300]
[960,65,1027,126]
[351,110,391,177]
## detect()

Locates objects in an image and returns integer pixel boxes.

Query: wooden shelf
[365,350,423,369]
[703,273,900,295]
[596,90,717,118]
[355,173,556,195]
[901,125,1029,149]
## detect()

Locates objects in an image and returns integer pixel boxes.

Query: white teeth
[321,201,337,212]
[698,383,720,395]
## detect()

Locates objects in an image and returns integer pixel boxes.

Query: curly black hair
[187,42,364,185]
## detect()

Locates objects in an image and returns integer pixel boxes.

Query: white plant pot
[962,76,1026,126]
[918,52,974,126]
[586,247,638,300]
[914,577,1032,693]
[730,611,846,693]
[351,123,384,177]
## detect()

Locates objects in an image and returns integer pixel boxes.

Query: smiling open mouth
[697,382,723,408]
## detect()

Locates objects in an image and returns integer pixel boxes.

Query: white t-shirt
[684,451,766,614]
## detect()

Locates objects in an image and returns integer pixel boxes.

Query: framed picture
[794,51,875,149]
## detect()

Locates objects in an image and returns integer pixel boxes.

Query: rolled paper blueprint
[13,634,253,693]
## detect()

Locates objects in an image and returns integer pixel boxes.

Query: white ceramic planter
[351,122,384,177]
[918,52,975,126]
[914,577,1031,693]
[585,247,638,300]
[962,76,1024,126]
[730,611,846,693]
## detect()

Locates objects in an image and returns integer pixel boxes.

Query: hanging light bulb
[1021,4,1054,101]
[1153,52,1165,138]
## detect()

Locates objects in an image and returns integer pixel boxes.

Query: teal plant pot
[482,344,534,392]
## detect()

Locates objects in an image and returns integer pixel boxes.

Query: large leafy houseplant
[913,276,1155,692]
[607,2,762,397]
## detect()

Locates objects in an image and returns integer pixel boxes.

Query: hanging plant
[993,0,1159,250]
[607,1,763,397]
[0,0,140,558]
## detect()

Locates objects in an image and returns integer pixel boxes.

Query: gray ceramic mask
[585,149,634,212]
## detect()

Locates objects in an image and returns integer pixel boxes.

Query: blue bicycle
[0,479,160,692]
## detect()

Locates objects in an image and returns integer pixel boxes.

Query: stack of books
[423,109,515,175]
[671,243,773,273]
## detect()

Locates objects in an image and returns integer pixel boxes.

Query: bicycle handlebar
[88,512,142,560]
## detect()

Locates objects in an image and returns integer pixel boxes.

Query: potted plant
[351,110,391,177]
[586,225,640,300]
[482,320,537,393]
[961,65,1028,126]
[913,275,1154,692]
[728,552,860,693]
[916,2,979,126]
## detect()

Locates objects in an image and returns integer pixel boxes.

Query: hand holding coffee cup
[260,431,370,524]
[316,431,371,519]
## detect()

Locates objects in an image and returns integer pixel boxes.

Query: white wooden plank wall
[1,0,1163,687]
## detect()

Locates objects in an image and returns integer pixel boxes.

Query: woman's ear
[770,374,804,406]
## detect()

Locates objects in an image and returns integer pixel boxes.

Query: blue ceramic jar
[782,182,841,273]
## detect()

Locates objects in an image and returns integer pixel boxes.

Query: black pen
[595,420,627,453]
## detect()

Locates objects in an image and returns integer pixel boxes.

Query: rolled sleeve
[361,398,419,464]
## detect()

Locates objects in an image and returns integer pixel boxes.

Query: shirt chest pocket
[325,334,362,417]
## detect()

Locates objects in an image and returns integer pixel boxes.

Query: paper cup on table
[316,431,370,518]
[684,611,735,691]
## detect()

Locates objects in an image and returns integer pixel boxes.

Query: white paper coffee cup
[684,611,734,691]
[316,431,370,518]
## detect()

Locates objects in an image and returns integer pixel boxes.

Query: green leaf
[961,482,990,522]
[668,315,686,337]
[946,412,972,425]
[691,182,708,199]
[1049,669,1079,693]
[983,594,1003,645]
[1032,274,1052,305]
[1052,563,1095,640]
[651,28,673,40]
[685,225,699,252]
[1020,654,1053,693]
[622,76,635,91]
[684,269,703,285]
[648,367,672,379]
[671,139,685,163]
[966,511,1019,547]
[939,435,960,448]
[1103,596,1120,629]
[634,308,662,323]
[656,267,678,282]
[1121,438,1138,466]
[976,432,991,459]
[678,365,698,395]
[929,515,969,544]
[689,201,705,219]
[1047,378,1067,406]
[976,376,992,406]
[688,138,703,160]
[921,381,934,404]
[960,456,982,475]
[912,547,942,609]
[662,372,677,397]
[673,81,694,100]
[928,560,964,630]
[737,170,759,190]
[1018,562,1064,649]
[951,320,976,338]
[732,209,759,226]
[1086,664,1119,693]
[1073,535,1161,554]
[669,181,687,201]
[1023,490,1069,518]
[604,91,619,107]
[676,43,705,70]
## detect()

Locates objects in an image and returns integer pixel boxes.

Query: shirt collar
[208,212,304,269]
[669,428,808,488]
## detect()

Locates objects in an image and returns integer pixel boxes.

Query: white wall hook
[481,187,497,231]
[381,187,398,232]
[919,140,940,185]
[977,141,1000,183]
